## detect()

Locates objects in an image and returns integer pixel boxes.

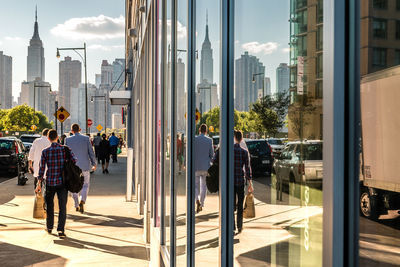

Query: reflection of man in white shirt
[28,128,51,188]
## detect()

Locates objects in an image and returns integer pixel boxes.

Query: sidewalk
[0,155,149,267]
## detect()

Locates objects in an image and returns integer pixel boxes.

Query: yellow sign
[54,106,70,123]
[195,109,201,124]
[96,124,103,131]
[209,126,214,132]
[31,125,37,131]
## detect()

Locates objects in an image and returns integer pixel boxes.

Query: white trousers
[195,171,208,207]
[73,171,90,207]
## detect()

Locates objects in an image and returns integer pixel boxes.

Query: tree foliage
[0,105,52,131]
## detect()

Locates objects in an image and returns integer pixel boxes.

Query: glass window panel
[372,19,387,39]
[396,21,400,40]
[373,0,388,9]
[233,0,324,265]
[194,2,221,266]
[359,1,400,265]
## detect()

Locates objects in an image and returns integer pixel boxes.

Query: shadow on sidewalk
[54,237,149,261]
[67,211,143,228]
[0,242,67,267]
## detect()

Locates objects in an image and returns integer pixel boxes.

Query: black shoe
[79,201,84,214]
[45,228,52,234]
[76,207,80,212]
[237,228,242,234]
[58,231,66,239]
[196,200,201,213]
[103,170,105,174]
[105,169,109,174]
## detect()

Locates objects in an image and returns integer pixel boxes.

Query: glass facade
[124,0,392,266]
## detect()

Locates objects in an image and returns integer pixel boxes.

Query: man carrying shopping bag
[232,130,252,234]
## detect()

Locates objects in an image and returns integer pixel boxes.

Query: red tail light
[298,163,304,175]
[15,142,19,154]
[268,144,274,158]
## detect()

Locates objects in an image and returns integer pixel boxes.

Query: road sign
[31,125,37,131]
[54,106,70,123]
[209,126,214,132]
[88,119,93,127]
[195,109,201,124]
[96,124,103,131]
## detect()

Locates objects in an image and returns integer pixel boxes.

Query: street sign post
[54,106,70,123]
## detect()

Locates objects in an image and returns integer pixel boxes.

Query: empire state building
[27,7,45,82]
[200,12,213,84]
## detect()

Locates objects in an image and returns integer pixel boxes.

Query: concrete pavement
[0,155,149,267]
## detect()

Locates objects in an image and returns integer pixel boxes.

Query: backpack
[62,146,84,193]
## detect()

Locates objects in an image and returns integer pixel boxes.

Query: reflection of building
[361,0,400,76]
[112,58,125,91]
[200,12,213,84]
[27,8,45,82]
[59,57,81,113]
[0,51,12,109]
[288,0,323,140]
[176,58,186,132]
[264,77,271,96]
[276,63,290,94]
[196,82,218,114]
[95,74,101,88]
[19,78,52,119]
[235,51,265,111]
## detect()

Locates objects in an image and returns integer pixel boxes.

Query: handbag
[243,192,256,219]
[33,192,46,219]
[206,163,219,193]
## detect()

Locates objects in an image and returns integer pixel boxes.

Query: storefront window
[233,0,324,265]
[359,1,400,265]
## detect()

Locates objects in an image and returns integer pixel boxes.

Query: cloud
[88,44,124,51]
[5,36,23,41]
[241,41,279,55]
[164,20,187,40]
[51,15,124,40]
[281,47,291,53]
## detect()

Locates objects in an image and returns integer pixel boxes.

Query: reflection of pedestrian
[28,128,50,189]
[194,124,214,213]
[232,130,252,234]
[65,124,97,214]
[109,132,119,163]
[35,130,76,239]
[177,134,183,173]
[98,134,110,174]
[93,133,101,164]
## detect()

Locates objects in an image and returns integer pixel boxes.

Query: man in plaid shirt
[233,130,252,234]
[35,129,77,238]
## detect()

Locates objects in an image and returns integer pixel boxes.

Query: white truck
[360,65,400,220]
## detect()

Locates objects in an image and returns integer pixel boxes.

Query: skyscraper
[0,51,12,109]
[276,63,289,94]
[59,56,81,128]
[234,51,265,111]
[200,11,213,84]
[112,58,125,91]
[264,77,271,96]
[101,60,113,86]
[27,7,45,82]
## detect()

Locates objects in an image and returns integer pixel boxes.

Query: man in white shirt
[28,128,51,188]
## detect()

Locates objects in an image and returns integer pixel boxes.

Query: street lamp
[252,72,265,102]
[91,94,107,135]
[56,43,88,134]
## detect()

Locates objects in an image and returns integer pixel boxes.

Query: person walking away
[65,124,97,213]
[109,132,119,163]
[93,133,101,164]
[177,133,183,174]
[232,130,252,234]
[29,128,50,189]
[194,124,214,213]
[35,130,76,239]
[98,134,111,174]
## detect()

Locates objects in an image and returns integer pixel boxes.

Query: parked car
[266,138,285,155]
[273,140,323,195]
[0,137,29,185]
[19,134,41,152]
[244,139,273,177]
[212,135,219,151]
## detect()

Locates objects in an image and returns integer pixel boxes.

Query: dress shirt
[28,136,51,177]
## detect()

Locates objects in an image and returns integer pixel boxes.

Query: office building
[112,58,125,91]
[27,8,45,82]
[0,51,12,109]
[265,77,271,96]
[276,63,290,93]
[200,13,213,84]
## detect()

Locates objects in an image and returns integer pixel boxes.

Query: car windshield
[298,143,323,160]
[20,136,39,143]
[246,140,270,154]
[268,139,283,145]
[0,140,14,150]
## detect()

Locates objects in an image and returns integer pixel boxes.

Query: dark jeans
[94,146,100,163]
[234,184,245,230]
[110,145,118,162]
[45,184,68,232]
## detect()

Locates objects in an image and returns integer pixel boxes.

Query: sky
[0,0,125,100]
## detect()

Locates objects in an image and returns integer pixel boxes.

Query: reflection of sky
[177,0,290,94]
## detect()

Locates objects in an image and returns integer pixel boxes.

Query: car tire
[360,189,380,220]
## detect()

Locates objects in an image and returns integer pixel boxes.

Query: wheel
[360,189,380,220]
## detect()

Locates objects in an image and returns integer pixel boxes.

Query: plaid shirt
[234,143,252,186]
[38,142,77,186]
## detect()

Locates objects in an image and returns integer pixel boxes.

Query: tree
[0,105,52,131]
[288,96,317,140]
[0,109,9,130]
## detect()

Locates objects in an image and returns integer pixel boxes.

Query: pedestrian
[93,133,101,164]
[60,134,67,145]
[109,132,119,163]
[194,124,214,213]
[98,134,111,174]
[177,133,183,174]
[65,124,97,213]
[28,128,50,189]
[232,130,252,234]
[118,135,123,149]
[35,129,76,239]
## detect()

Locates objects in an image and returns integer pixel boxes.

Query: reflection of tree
[288,96,316,140]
